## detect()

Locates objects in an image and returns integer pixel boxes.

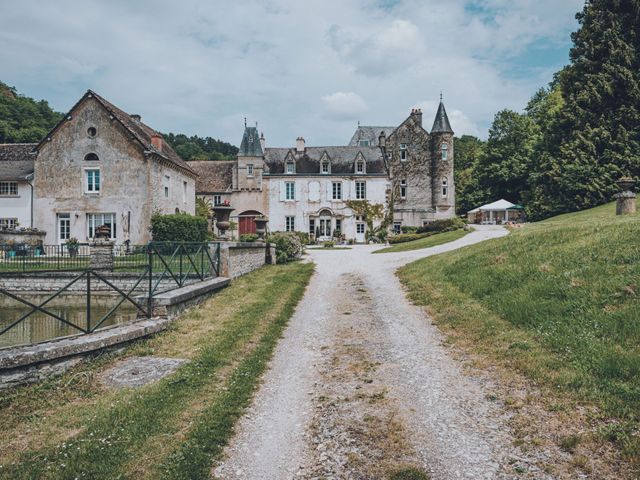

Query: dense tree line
[162,133,238,160]
[0,82,63,143]
[456,0,640,220]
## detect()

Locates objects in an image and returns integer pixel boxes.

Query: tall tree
[453,135,486,214]
[475,110,538,206]
[535,0,640,217]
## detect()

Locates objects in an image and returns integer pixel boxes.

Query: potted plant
[253,215,269,241]
[212,202,235,240]
[66,237,80,257]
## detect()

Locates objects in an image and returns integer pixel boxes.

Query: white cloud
[321,92,368,121]
[0,0,584,145]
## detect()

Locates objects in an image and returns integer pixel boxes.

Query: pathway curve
[214,226,550,479]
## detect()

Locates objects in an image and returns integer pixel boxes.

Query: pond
[0,294,139,349]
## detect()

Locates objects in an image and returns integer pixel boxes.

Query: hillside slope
[398,200,639,472]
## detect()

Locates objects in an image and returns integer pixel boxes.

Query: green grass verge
[397,201,640,461]
[0,262,314,479]
[307,246,352,250]
[374,229,469,254]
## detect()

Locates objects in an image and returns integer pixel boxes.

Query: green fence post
[86,271,91,333]
[148,243,153,318]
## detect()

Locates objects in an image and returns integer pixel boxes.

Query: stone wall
[219,242,268,279]
[0,272,176,294]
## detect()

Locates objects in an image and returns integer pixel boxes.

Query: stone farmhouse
[31,91,197,245]
[0,143,36,229]
[195,100,455,242]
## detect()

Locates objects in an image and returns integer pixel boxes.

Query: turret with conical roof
[431,100,453,134]
[236,123,265,191]
[239,125,263,156]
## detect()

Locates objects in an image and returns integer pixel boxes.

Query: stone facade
[33,91,196,246]
[219,242,269,278]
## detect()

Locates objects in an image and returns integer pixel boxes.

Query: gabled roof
[239,126,263,156]
[36,90,195,176]
[0,143,36,180]
[189,160,234,194]
[264,146,385,175]
[348,126,395,146]
[431,101,453,134]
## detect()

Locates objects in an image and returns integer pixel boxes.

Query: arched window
[441,143,448,161]
[442,178,448,197]
[84,153,99,161]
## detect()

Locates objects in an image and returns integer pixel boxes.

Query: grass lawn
[0,261,314,479]
[373,229,469,254]
[398,200,640,470]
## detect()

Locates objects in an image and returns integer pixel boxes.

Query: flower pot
[253,217,269,241]
[616,177,636,192]
[213,205,235,240]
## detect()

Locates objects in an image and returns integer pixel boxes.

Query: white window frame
[87,212,116,240]
[286,161,295,174]
[393,222,402,235]
[400,179,407,199]
[247,164,254,177]
[321,161,330,174]
[356,223,365,234]
[285,216,295,232]
[164,174,170,198]
[332,181,342,200]
[0,218,18,229]
[57,214,70,241]
[0,181,18,197]
[441,143,448,161]
[213,195,222,205]
[442,178,448,197]
[400,143,407,161]
[355,181,366,200]
[285,181,295,201]
[309,218,315,236]
[356,161,365,174]
[359,139,370,147]
[84,168,101,194]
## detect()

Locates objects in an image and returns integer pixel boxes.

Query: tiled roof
[264,146,385,175]
[0,143,36,180]
[239,126,263,156]
[189,160,234,193]
[89,91,196,176]
[348,126,395,147]
[431,101,453,134]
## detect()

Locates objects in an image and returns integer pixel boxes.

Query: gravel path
[214,226,552,479]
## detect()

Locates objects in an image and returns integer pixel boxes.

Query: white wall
[0,180,32,228]
[266,175,387,241]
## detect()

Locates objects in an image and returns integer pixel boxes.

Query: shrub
[416,217,465,234]
[323,241,335,248]
[150,213,208,243]
[387,233,431,244]
[401,226,419,234]
[267,232,304,263]
[239,233,259,243]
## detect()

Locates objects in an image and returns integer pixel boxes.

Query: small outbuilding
[467,199,525,225]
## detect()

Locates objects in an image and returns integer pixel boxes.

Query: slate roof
[0,143,36,180]
[238,126,263,156]
[348,126,395,147]
[264,146,385,175]
[189,160,234,193]
[431,101,453,134]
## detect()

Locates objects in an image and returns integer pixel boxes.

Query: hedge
[266,232,304,263]
[416,218,465,234]
[387,233,431,244]
[150,213,209,243]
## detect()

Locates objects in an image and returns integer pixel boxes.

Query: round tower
[430,99,455,218]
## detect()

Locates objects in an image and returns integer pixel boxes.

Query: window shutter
[342,181,346,200]
[295,181,301,201]
[279,181,286,201]
[326,182,332,200]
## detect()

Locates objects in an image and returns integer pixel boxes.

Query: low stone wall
[218,242,274,279]
[0,272,178,294]
[0,230,46,246]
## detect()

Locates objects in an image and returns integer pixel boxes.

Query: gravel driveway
[214,226,551,479]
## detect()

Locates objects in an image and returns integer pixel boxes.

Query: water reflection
[0,294,138,349]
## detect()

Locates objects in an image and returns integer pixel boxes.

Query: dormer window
[321,160,330,174]
[286,161,295,174]
[442,178,448,197]
[441,143,448,160]
[400,143,407,161]
[356,160,365,174]
[359,139,370,147]
[84,153,99,161]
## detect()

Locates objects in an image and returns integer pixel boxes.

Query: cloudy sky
[0,0,583,146]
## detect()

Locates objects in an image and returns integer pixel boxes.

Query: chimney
[151,133,163,152]
[411,108,423,126]
[260,132,266,152]
[131,114,141,122]
[296,136,305,153]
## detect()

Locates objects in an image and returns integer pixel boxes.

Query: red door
[239,216,256,235]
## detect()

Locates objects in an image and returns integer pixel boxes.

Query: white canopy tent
[467,199,524,224]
